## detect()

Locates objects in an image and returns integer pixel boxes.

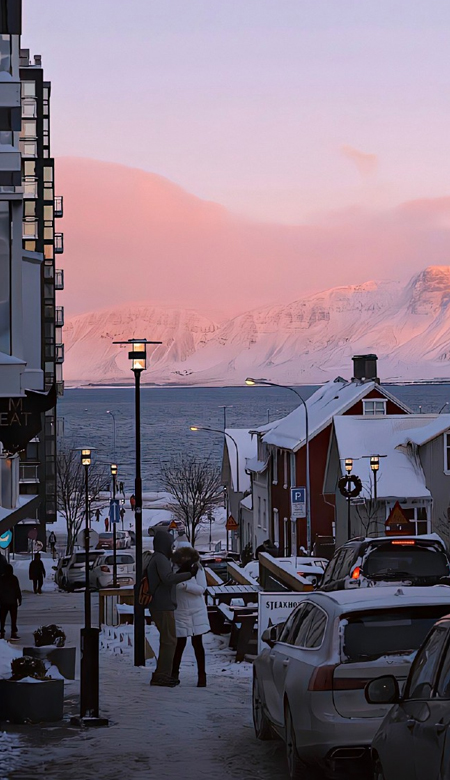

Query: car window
[405,628,447,700]
[364,544,449,579]
[103,555,134,565]
[435,635,450,699]
[331,548,354,581]
[321,551,342,584]
[295,605,327,649]
[279,604,311,644]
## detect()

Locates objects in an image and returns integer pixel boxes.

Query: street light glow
[245,378,256,385]
[345,458,353,473]
[81,448,91,466]
[370,455,380,471]
[190,426,199,431]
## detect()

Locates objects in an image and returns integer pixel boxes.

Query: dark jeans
[172,634,206,677]
[151,610,177,677]
[33,577,43,594]
[0,604,18,635]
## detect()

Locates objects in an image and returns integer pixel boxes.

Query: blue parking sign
[291,487,306,519]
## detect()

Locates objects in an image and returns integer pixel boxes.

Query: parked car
[148,519,184,536]
[54,555,70,589]
[65,550,101,590]
[89,552,135,589]
[278,556,328,587]
[320,536,450,591]
[252,586,450,779]
[96,531,129,550]
[198,551,240,582]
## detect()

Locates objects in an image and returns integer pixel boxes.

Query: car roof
[309,586,450,613]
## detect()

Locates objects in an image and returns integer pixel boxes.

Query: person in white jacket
[171,546,210,687]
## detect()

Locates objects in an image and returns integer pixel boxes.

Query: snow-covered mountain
[63,266,450,385]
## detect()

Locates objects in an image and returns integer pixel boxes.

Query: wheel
[252,674,273,740]
[285,703,316,780]
[373,758,386,780]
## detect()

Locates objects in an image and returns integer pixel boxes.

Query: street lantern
[81,448,91,466]
[111,463,118,587]
[111,463,118,477]
[345,458,353,474]
[113,337,161,667]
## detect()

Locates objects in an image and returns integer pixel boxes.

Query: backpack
[138,572,153,607]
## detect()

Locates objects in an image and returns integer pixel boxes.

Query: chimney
[352,354,379,383]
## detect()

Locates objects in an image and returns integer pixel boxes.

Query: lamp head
[81,448,91,466]
[190,426,199,432]
[111,463,118,476]
[128,341,147,372]
[245,378,256,386]
[345,458,353,474]
[370,455,380,472]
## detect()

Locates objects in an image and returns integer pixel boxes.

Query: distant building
[0,0,60,547]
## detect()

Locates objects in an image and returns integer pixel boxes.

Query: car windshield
[74,552,99,563]
[342,606,450,661]
[103,555,134,565]
[363,544,449,579]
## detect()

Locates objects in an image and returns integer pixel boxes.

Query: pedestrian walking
[146,530,195,687]
[171,546,209,687]
[48,530,57,559]
[105,516,109,532]
[95,508,101,523]
[29,552,46,594]
[0,564,22,640]
[130,494,136,512]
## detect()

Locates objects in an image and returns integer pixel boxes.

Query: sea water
[58,384,450,492]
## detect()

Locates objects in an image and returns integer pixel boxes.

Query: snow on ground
[10,553,58,594]
[0,639,21,678]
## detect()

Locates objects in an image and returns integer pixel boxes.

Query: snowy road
[3,589,291,780]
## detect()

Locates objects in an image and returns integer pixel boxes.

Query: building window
[283,451,288,489]
[257,496,261,528]
[363,399,387,416]
[444,433,450,473]
[24,201,35,217]
[0,35,11,74]
[43,167,53,183]
[283,518,289,556]
[23,220,37,238]
[291,519,297,555]
[401,507,429,536]
[20,140,37,157]
[272,448,278,485]
[21,82,36,97]
[23,181,37,198]
[273,509,279,547]
[21,120,37,138]
[0,202,11,353]
[22,100,36,118]
[263,499,267,532]
[0,130,12,145]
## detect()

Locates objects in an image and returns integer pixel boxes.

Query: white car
[252,586,450,780]
[65,550,101,590]
[90,552,135,589]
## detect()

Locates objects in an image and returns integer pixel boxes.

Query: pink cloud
[340,145,378,177]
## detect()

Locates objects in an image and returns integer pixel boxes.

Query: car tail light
[391,540,415,545]
[308,664,337,691]
[214,558,223,562]
[351,567,361,579]
[333,677,370,690]
[100,566,110,573]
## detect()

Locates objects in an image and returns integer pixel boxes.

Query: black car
[320,536,450,591]
[367,613,450,780]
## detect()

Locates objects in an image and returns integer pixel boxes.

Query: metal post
[347,494,351,540]
[84,464,91,629]
[112,473,117,588]
[134,369,145,667]
[373,470,377,502]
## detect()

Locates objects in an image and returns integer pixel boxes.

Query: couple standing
[147,530,209,688]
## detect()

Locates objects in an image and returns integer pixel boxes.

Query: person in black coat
[0,564,22,639]
[29,553,46,594]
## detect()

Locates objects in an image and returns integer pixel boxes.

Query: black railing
[54,195,63,218]
[55,233,64,253]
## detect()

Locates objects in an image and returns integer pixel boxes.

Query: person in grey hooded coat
[147,530,196,687]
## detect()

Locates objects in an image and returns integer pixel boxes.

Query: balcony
[55,343,64,363]
[55,306,64,327]
[55,269,64,290]
[54,195,63,218]
[54,233,64,253]
[19,463,39,484]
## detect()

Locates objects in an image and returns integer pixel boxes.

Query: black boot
[197,673,206,687]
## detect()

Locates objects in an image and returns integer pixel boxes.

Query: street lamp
[113,338,162,667]
[106,411,119,460]
[219,405,233,430]
[245,377,311,552]
[344,458,353,539]
[72,448,107,726]
[370,455,380,501]
[190,425,240,549]
[111,463,118,587]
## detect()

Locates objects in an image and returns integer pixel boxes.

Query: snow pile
[0,638,21,679]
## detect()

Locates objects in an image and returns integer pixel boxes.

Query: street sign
[109,499,120,524]
[291,487,306,519]
[226,515,239,531]
[169,519,178,530]
[27,528,38,541]
[76,528,99,549]
[0,530,12,549]
[385,502,414,535]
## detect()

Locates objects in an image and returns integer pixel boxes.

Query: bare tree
[56,445,109,555]
[160,454,223,545]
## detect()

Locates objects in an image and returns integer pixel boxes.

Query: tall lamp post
[106,410,118,461]
[246,378,311,552]
[370,455,379,501]
[344,458,353,540]
[72,448,108,727]
[113,338,161,667]
[111,463,118,587]
[190,425,240,549]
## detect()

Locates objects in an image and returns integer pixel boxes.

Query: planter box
[0,678,64,723]
[23,646,76,680]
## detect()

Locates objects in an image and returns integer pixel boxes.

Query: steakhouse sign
[258,591,308,653]
[0,385,56,454]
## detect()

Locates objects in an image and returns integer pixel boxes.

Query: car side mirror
[365,675,399,705]
[261,625,278,648]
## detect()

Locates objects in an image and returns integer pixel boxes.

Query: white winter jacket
[174,565,210,638]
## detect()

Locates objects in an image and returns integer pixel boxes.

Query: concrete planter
[0,678,64,723]
[23,646,76,680]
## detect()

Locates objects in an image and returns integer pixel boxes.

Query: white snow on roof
[263,377,407,451]
[224,428,257,493]
[333,415,436,500]
[313,585,450,611]
[397,414,450,447]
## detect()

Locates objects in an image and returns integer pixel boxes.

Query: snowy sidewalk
[3,589,289,780]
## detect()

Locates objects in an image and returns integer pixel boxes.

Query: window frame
[294,604,328,650]
[363,399,387,416]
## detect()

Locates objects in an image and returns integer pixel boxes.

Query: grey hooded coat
[146,530,192,612]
